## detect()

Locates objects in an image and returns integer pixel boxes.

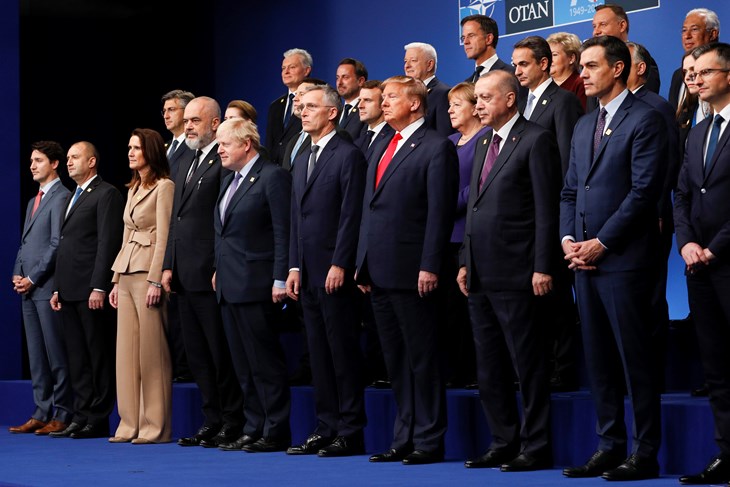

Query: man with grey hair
[668,8,720,109]
[404,42,454,136]
[265,48,313,166]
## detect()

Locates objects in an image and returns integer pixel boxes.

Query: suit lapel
[304,136,336,193]
[704,119,730,181]
[222,158,263,228]
[181,145,219,205]
[129,184,154,214]
[65,177,101,222]
[590,96,632,175]
[374,125,425,195]
[479,121,524,196]
[529,82,556,123]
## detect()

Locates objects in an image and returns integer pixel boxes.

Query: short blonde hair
[546,31,582,70]
[217,118,261,152]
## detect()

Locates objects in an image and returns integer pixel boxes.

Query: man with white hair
[404,42,454,136]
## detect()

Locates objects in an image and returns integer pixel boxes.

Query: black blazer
[338,100,367,141]
[425,77,455,137]
[265,93,302,166]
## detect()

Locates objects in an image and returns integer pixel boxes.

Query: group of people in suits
[10,5,730,485]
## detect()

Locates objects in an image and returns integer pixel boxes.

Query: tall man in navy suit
[403,42,454,137]
[285,84,367,457]
[560,36,666,481]
[50,141,124,439]
[9,141,73,436]
[335,58,367,141]
[162,96,244,450]
[461,14,514,82]
[674,42,730,486]
[458,69,561,472]
[213,118,292,453]
[356,75,458,465]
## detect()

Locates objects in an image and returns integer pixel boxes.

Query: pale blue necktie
[221,173,242,224]
[70,186,83,207]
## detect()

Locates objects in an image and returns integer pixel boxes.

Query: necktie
[524,93,536,120]
[70,186,83,208]
[365,130,375,149]
[307,145,320,182]
[185,149,203,186]
[31,190,44,218]
[221,172,242,224]
[291,131,307,166]
[283,93,295,127]
[340,104,352,124]
[593,108,607,156]
[375,132,403,188]
[471,65,485,83]
[479,133,501,191]
[168,139,179,157]
[705,114,724,170]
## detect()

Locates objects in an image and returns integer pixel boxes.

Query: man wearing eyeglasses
[460,14,514,83]
[675,42,730,486]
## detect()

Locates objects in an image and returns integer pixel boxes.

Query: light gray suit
[13,179,73,423]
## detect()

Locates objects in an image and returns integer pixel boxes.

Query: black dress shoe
[177,425,219,447]
[287,433,334,455]
[680,455,730,484]
[70,423,109,439]
[601,454,659,481]
[402,449,444,465]
[200,426,241,448]
[465,448,518,468]
[318,433,365,457]
[219,434,259,451]
[500,452,553,472]
[49,422,83,438]
[370,379,392,389]
[369,447,411,463]
[242,437,290,453]
[563,450,625,478]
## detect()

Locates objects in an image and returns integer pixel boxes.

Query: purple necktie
[593,108,607,156]
[479,133,501,191]
[221,172,242,224]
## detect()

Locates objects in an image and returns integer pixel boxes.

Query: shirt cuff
[274,280,286,289]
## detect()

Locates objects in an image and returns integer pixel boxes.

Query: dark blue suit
[560,92,666,458]
[215,156,292,441]
[425,77,455,137]
[356,120,458,453]
[674,112,730,456]
[338,100,366,141]
[290,133,366,438]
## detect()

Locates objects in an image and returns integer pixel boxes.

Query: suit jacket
[55,176,124,301]
[559,92,666,272]
[338,100,367,141]
[282,131,310,172]
[289,133,366,287]
[265,93,302,166]
[111,178,174,284]
[425,77,455,137]
[674,115,730,260]
[167,139,194,180]
[356,122,459,289]
[14,180,70,300]
[519,80,583,176]
[355,124,395,162]
[214,157,291,303]
[461,117,561,291]
[464,58,515,83]
[163,145,229,292]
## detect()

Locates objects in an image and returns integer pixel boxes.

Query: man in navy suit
[356,75,458,465]
[460,14,514,83]
[560,36,666,481]
[674,42,730,485]
[335,58,367,141]
[285,84,367,457]
[403,42,454,137]
[458,69,561,472]
[213,118,292,453]
[355,80,395,162]
[9,141,72,435]
[50,141,124,439]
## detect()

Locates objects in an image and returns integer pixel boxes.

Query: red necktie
[478,134,501,191]
[31,190,43,218]
[375,132,403,188]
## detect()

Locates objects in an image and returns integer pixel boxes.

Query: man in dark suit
[281,77,328,173]
[356,75,458,465]
[213,118,292,453]
[265,48,312,166]
[161,96,244,450]
[285,84,367,457]
[49,141,124,439]
[668,8,720,110]
[513,35,583,392]
[458,69,560,472]
[460,14,514,83]
[355,80,395,162]
[9,141,72,436]
[404,42,454,137]
[336,58,367,141]
[560,36,666,481]
[674,42,730,486]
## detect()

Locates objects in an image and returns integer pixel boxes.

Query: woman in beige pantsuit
[109,128,174,444]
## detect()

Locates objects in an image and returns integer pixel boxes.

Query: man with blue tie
[560,36,666,481]
[675,42,730,486]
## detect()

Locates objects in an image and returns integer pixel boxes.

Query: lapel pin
[208,160,214,165]
[410,143,415,148]
[541,99,547,105]
[483,139,488,145]
[250,176,256,182]
[512,136,517,142]
[86,187,93,192]
[605,129,612,135]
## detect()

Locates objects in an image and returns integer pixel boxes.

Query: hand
[146,283,162,308]
[50,293,62,311]
[13,276,33,295]
[456,266,469,297]
[272,285,287,303]
[88,290,106,310]
[161,269,173,293]
[418,270,438,297]
[658,218,664,234]
[325,265,345,294]
[357,284,371,294]
[109,284,119,309]
[564,238,603,271]
[285,270,300,301]
[532,272,553,296]
[211,272,216,292]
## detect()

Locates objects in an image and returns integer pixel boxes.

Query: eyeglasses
[460,33,481,43]
[161,107,182,116]
[693,68,730,80]
[299,103,336,113]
